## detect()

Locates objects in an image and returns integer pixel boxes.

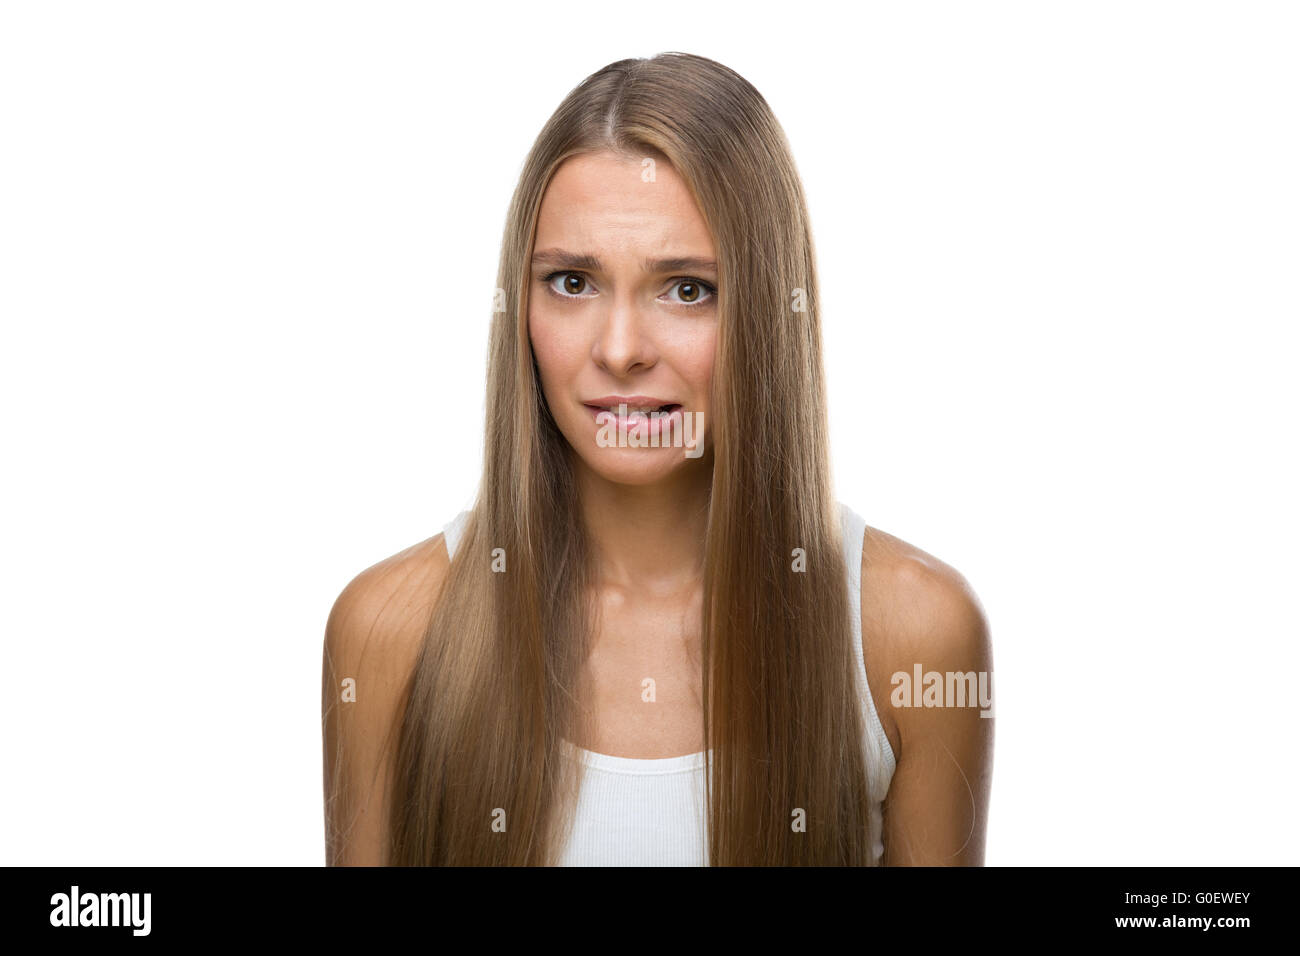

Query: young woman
[322,52,993,866]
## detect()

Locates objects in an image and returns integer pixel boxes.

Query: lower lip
[584,404,684,439]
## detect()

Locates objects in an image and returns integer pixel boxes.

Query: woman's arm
[321,534,449,865]
[863,530,995,865]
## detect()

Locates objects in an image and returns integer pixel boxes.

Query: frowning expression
[527,149,717,485]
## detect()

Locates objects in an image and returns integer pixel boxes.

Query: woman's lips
[583,401,684,438]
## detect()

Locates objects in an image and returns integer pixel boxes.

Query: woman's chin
[576,447,708,487]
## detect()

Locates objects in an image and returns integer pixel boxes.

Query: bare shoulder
[858,525,992,763]
[323,530,454,725]
[324,532,453,665]
[860,526,995,865]
[321,531,453,865]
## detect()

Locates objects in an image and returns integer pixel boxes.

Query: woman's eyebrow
[531,248,717,275]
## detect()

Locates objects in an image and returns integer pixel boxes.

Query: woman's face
[527,149,717,487]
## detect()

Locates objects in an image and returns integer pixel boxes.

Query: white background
[2,1,1295,865]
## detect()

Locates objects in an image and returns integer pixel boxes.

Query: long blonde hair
[388,52,874,865]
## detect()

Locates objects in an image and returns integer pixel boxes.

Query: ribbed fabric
[440,501,897,865]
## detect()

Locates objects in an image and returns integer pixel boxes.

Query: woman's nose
[591,298,657,375]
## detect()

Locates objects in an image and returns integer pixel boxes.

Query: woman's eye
[545,272,592,297]
[541,272,716,305]
[665,279,717,306]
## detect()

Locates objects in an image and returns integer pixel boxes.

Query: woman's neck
[574,458,712,593]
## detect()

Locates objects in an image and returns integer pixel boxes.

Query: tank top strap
[837,500,898,794]
[442,508,472,561]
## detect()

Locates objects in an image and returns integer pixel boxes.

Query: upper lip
[582,395,680,407]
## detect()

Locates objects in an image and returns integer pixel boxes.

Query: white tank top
[440,501,897,865]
